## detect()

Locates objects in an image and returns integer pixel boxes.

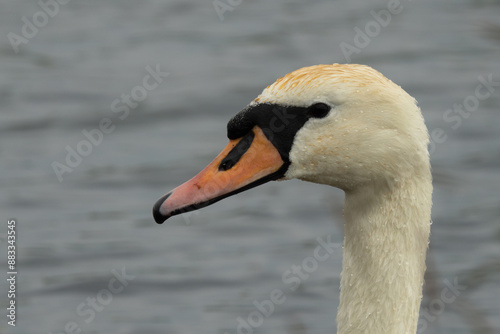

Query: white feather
[257,64,432,334]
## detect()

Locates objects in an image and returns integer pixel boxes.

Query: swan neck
[337,176,432,334]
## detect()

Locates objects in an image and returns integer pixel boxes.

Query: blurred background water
[0,0,499,333]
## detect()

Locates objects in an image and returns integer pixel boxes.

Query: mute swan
[153,64,432,334]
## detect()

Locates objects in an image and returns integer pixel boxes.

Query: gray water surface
[1,0,499,333]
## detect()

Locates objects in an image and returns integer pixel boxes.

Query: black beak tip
[152,192,172,224]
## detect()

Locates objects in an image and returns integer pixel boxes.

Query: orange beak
[153,126,285,224]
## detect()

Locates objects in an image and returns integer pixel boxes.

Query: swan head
[153,64,430,223]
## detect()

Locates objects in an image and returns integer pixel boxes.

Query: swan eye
[308,103,331,118]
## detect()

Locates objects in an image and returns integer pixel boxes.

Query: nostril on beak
[218,131,255,172]
[219,159,236,171]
